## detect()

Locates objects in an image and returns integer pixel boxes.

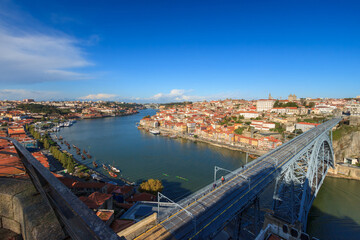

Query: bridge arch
[272,132,334,230]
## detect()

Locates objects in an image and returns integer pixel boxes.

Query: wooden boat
[109,164,120,173]
[102,164,109,171]
[83,149,87,154]
[76,150,81,155]
[81,154,86,160]
[92,161,98,168]
[86,154,92,159]
[59,136,63,140]
[249,154,257,159]
[108,171,117,178]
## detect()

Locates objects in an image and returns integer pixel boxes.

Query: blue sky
[0,0,359,102]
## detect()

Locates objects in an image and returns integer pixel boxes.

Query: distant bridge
[136,118,341,239]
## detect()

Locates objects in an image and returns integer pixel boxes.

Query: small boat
[149,129,160,135]
[108,171,117,178]
[76,150,81,155]
[67,146,71,150]
[86,154,92,159]
[93,161,98,168]
[59,136,63,140]
[169,134,177,139]
[109,164,120,173]
[249,154,257,159]
[81,155,86,160]
[103,164,109,171]
[83,149,87,154]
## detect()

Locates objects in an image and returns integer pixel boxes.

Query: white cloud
[79,93,118,100]
[147,89,205,103]
[0,89,59,100]
[0,3,93,84]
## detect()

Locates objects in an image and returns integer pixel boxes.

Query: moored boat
[108,171,117,178]
[149,129,160,135]
[109,164,120,173]
[93,161,98,167]
[81,154,86,160]
[249,154,257,159]
[103,164,109,171]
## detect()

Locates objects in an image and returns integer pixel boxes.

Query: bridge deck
[135,118,340,240]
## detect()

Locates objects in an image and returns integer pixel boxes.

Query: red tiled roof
[96,210,114,222]
[125,192,156,203]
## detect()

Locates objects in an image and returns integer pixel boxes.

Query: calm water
[57,109,246,200]
[307,177,360,239]
[58,109,360,238]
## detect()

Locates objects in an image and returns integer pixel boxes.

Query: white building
[239,111,260,119]
[257,99,276,112]
[250,120,275,131]
[349,103,360,116]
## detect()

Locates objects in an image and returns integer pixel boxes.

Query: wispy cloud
[0,2,93,84]
[148,89,205,102]
[132,89,246,103]
[0,89,60,100]
[79,93,118,100]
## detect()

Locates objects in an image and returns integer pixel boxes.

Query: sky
[0,0,359,102]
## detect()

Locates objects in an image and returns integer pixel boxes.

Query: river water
[58,109,360,239]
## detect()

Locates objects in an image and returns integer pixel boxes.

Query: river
[57,109,360,239]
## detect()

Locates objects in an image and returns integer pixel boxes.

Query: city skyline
[1,0,360,102]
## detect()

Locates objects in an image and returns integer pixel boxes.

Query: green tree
[308,102,315,108]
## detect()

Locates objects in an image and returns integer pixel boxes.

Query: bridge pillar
[235,197,261,240]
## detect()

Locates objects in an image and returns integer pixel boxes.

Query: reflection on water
[57,109,246,200]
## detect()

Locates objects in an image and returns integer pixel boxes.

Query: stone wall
[328,164,360,180]
[0,178,65,240]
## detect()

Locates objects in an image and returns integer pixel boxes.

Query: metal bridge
[138,117,341,239]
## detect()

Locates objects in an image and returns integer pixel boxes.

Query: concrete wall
[328,164,360,180]
[0,178,65,240]
[117,213,157,240]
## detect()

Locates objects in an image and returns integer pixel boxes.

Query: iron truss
[151,118,341,240]
[272,130,334,230]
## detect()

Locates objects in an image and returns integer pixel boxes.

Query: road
[136,118,340,240]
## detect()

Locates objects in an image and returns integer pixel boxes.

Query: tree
[139,179,163,194]
[308,102,315,108]
[234,127,244,135]
[43,138,50,149]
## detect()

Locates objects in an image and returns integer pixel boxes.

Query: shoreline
[49,133,135,186]
[140,126,267,156]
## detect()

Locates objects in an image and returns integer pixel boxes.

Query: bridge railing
[0,137,119,240]
[174,118,341,211]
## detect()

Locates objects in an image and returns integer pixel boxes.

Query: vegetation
[17,104,70,115]
[26,124,76,173]
[308,102,315,108]
[139,179,164,194]
[332,124,360,141]
[298,117,326,123]
[273,100,299,108]
[161,102,192,109]
[270,122,285,133]
[49,146,76,173]
[234,127,245,135]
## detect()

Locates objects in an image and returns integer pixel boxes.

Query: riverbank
[50,133,135,186]
[327,163,360,181]
[139,126,267,156]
